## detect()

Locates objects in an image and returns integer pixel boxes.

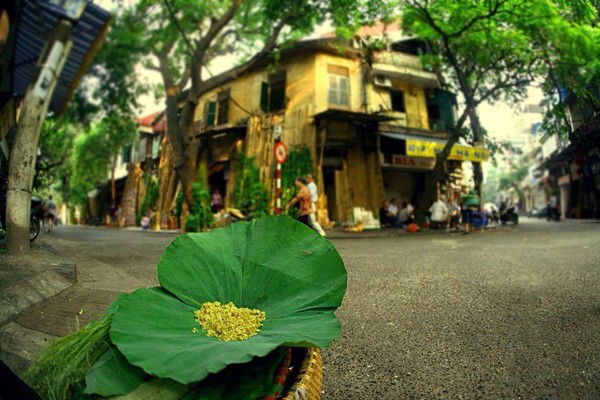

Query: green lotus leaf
[181,347,288,400]
[109,378,189,400]
[84,347,145,396]
[110,216,346,384]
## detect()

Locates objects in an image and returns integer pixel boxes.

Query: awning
[380,131,446,143]
[379,131,490,162]
[197,124,247,139]
[371,63,440,88]
[537,144,574,170]
[313,109,399,123]
[12,0,111,114]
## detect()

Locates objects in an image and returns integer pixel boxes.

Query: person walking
[45,195,57,233]
[285,178,313,229]
[211,189,223,213]
[305,174,326,236]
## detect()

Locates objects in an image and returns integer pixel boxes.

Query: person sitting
[429,196,449,229]
[386,198,400,226]
[141,215,151,231]
[397,201,414,225]
[379,200,393,227]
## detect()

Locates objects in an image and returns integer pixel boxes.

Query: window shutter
[217,98,229,125]
[339,77,349,106]
[260,82,269,112]
[152,136,161,158]
[328,75,338,105]
[205,101,216,126]
[121,146,131,163]
[270,80,286,111]
[138,137,147,160]
[391,90,405,112]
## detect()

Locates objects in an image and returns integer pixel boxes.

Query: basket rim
[282,347,322,400]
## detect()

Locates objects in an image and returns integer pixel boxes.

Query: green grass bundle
[24,315,112,400]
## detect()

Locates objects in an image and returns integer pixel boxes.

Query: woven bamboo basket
[283,348,323,400]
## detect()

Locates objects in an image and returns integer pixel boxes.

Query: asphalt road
[39,219,600,399]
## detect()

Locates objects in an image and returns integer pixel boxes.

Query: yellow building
[191,37,484,225]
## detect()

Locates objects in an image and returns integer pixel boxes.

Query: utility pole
[5,18,75,255]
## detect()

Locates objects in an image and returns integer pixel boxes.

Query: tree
[6,21,74,255]
[33,118,75,194]
[121,0,392,211]
[402,0,542,197]
[534,1,600,139]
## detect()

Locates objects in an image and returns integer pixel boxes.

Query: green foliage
[33,118,75,196]
[137,174,159,225]
[84,347,145,397]
[184,182,214,232]
[233,153,270,220]
[402,0,600,149]
[69,125,112,207]
[281,148,313,218]
[331,0,400,38]
[58,6,147,213]
[174,190,185,220]
[483,160,529,204]
[498,164,529,192]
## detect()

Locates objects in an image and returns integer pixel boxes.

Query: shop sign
[392,154,435,170]
[406,139,489,162]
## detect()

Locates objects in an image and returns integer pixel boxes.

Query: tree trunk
[466,102,484,197]
[413,129,461,222]
[6,21,73,255]
[6,91,40,254]
[110,154,117,207]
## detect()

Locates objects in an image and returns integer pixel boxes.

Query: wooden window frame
[260,71,287,113]
[327,65,350,107]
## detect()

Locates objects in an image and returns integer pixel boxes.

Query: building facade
[185,36,487,225]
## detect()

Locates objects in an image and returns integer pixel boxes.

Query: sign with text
[406,139,489,162]
[392,154,435,170]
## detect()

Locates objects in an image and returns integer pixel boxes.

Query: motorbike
[0,196,43,242]
[546,204,561,222]
[499,203,519,225]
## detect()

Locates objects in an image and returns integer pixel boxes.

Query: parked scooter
[499,202,519,225]
[546,204,561,222]
[0,196,43,242]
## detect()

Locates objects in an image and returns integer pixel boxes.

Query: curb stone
[0,271,72,326]
[0,322,56,376]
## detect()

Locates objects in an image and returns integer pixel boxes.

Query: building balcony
[379,110,430,130]
[371,51,439,88]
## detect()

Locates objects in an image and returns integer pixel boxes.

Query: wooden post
[6,20,74,255]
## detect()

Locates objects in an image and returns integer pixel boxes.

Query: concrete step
[0,271,72,326]
[0,322,55,376]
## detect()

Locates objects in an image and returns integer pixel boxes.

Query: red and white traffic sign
[274,141,288,164]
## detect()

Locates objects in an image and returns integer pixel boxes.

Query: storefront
[379,131,489,209]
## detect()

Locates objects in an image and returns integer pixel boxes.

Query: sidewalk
[325,224,498,239]
[0,241,77,375]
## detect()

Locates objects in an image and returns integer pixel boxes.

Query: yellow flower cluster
[194,301,266,342]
